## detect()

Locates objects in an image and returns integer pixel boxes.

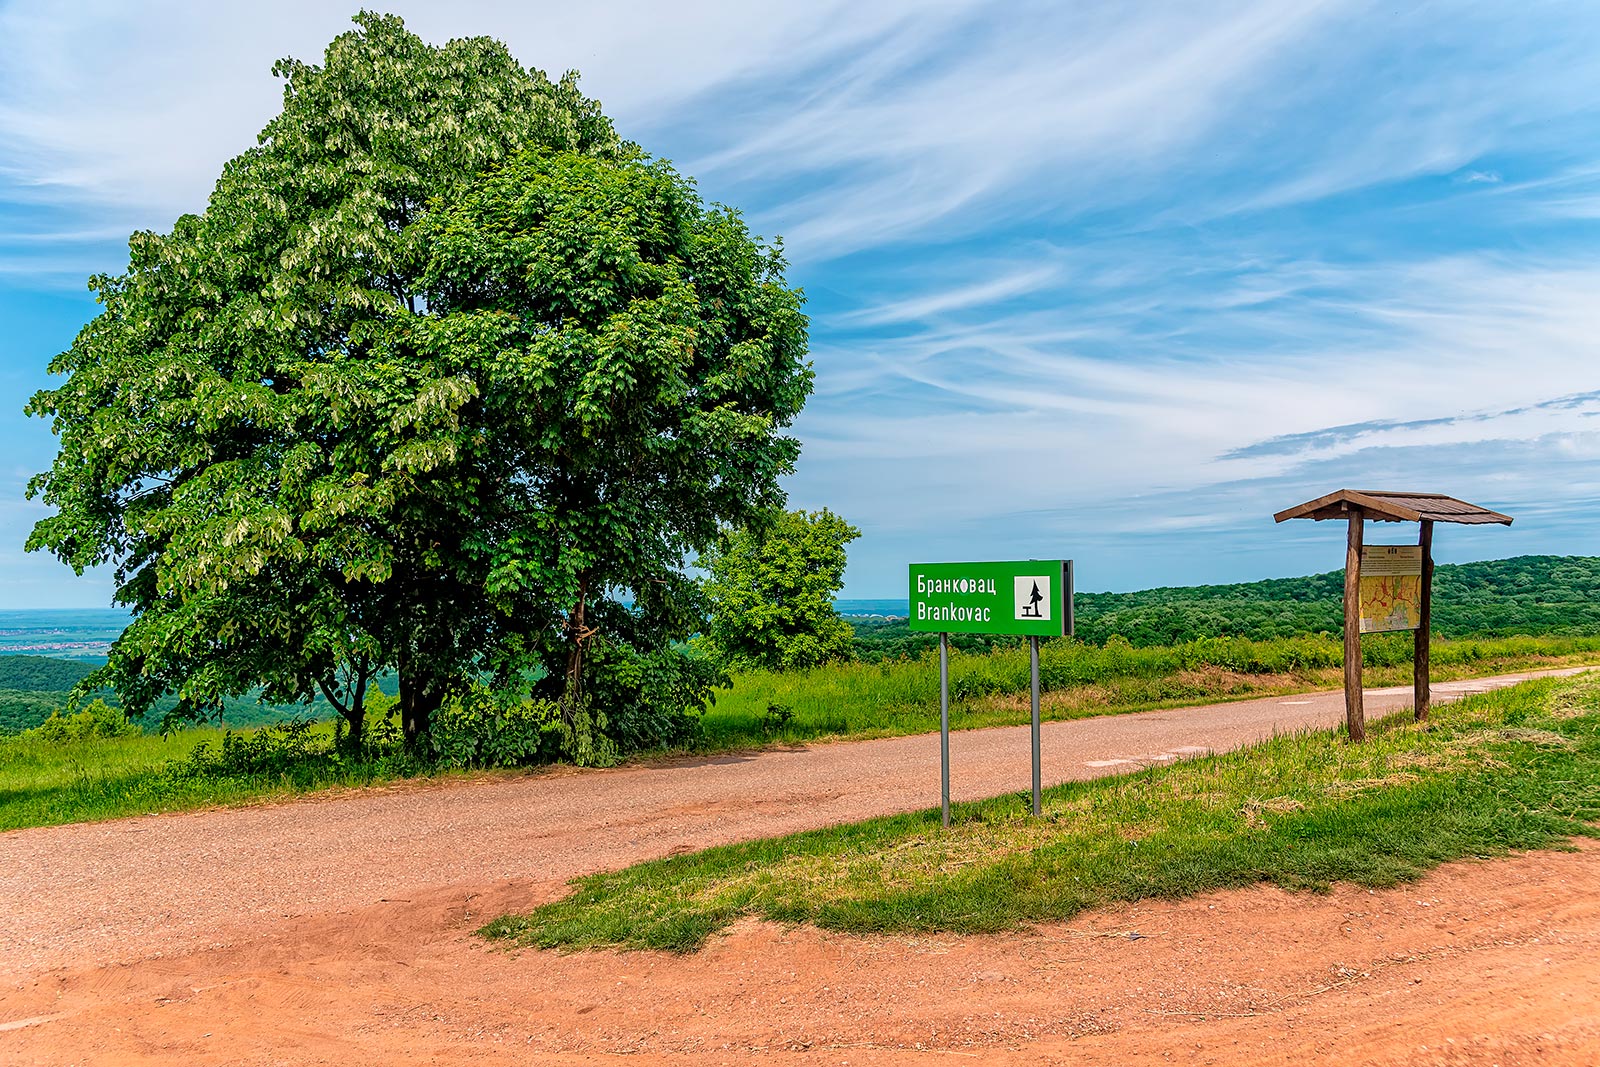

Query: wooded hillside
[854,555,1600,660]
[6,556,1596,729]
[1075,555,1600,645]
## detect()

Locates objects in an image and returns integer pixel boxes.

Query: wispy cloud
[0,1,965,220]
[1226,391,1600,460]
[844,263,1066,327]
[789,252,1600,589]
[693,2,1353,258]
[4,2,1600,600]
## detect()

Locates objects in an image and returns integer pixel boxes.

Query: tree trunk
[399,669,443,747]
[560,584,590,733]
[344,700,367,752]
[318,675,367,753]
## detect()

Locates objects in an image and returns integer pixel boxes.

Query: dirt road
[3,667,1597,1065]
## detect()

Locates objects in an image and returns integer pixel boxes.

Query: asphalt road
[2,666,1590,978]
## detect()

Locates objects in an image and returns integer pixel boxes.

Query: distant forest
[0,656,396,734]
[852,555,1600,661]
[0,656,98,733]
[4,555,1598,731]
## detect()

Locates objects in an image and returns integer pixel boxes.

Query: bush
[761,703,795,736]
[168,717,326,780]
[428,687,564,769]
[587,642,724,756]
[28,699,142,743]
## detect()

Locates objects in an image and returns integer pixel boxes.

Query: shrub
[428,687,564,769]
[168,717,325,780]
[761,703,795,736]
[587,642,723,756]
[29,699,142,743]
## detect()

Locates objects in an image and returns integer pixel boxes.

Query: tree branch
[315,677,349,718]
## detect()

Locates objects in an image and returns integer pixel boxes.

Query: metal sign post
[910,559,1072,828]
[1029,635,1041,816]
[939,631,951,828]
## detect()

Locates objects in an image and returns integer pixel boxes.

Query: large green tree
[700,509,860,671]
[26,13,811,757]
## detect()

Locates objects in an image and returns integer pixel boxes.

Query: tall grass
[0,720,446,831]
[701,632,1600,749]
[0,726,227,830]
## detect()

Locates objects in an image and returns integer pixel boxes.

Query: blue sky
[3,1,1600,607]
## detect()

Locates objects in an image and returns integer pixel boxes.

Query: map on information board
[1358,545,1423,633]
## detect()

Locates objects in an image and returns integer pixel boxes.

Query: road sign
[910,559,1075,827]
[908,560,1072,637]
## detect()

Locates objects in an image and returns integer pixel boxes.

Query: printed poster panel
[1358,545,1423,633]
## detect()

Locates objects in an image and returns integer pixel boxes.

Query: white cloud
[791,254,1600,573]
[6,1,1600,599]
[0,1,969,222]
[5,2,1597,259]
[843,263,1066,327]
[702,2,1352,258]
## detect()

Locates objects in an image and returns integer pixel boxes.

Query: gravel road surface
[2,667,1590,978]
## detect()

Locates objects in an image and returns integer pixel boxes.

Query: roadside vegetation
[482,672,1600,953]
[706,631,1600,746]
[6,630,1599,832]
[7,555,1596,740]
[0,708,424,832]
[0,687,565,831]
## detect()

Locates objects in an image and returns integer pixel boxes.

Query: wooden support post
[1414,519,1434,722]
[1343,508,1365,742]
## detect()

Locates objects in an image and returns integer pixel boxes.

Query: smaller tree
[701,509,860,671]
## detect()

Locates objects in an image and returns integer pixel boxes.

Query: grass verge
[0,720,471,832]
[5,634,1598,833]
[699,633,1600,749]
[481,672,1600,953]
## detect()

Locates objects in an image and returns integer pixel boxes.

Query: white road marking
[1086,746,1210,768]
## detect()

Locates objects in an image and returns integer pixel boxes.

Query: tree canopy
[26,13,812,759]
[700,509,860,671]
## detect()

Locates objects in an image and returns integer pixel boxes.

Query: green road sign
[907,560,1072,637]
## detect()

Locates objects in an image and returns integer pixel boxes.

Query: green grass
[701,632,1600,749]
[0,720,464,831]
[482,671,1600,953]
[5,632,1599,834]
[0,726,221,830]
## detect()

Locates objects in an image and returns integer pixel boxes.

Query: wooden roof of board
[1273,490,1514,525]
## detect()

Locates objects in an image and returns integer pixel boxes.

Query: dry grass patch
[1495,727,1576,747]
[1241,796,1306,829]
